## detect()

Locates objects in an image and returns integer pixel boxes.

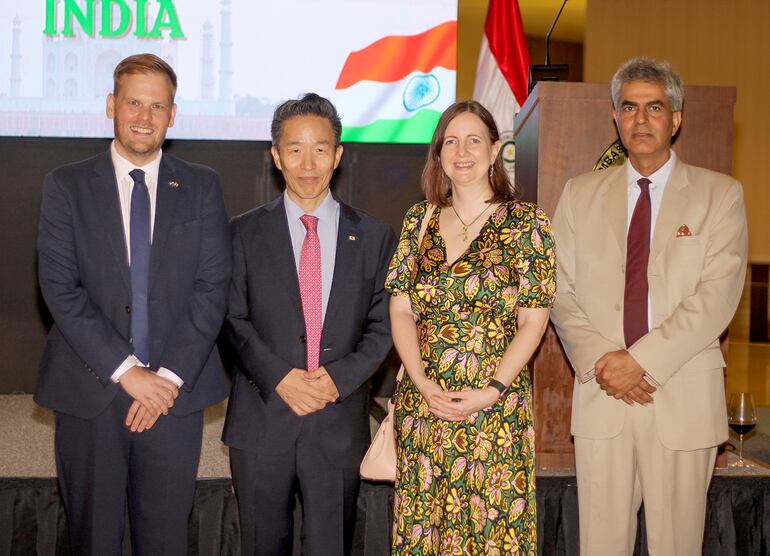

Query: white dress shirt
[626,150,676,327]
[624,151,676,387]
[625,150,675,240]
[284,190,339,323]
[585,151,678,383]
[109,141,183,387]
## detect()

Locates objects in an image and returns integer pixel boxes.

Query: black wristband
[487,379,507,394]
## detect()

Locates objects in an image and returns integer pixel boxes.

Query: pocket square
[676,224,692,237]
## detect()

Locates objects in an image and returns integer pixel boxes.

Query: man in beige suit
[551,58,748,555]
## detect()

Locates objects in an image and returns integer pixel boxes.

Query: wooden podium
[514,82,737,470]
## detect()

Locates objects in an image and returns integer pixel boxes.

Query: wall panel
[585,0,770,261]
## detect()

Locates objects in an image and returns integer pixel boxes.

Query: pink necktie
[624,178,651,348]
[299,215,322,370]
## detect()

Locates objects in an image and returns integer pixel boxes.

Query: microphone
[528,0,570,93]
[545,0,568,65]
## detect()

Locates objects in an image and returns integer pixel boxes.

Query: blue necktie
[129,169,151,365]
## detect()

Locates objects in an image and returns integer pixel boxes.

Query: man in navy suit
[35,53,231,555]
[223,93,396,555]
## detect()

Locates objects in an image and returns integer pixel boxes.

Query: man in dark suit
[35,53,231,555]
[223,93,395,555]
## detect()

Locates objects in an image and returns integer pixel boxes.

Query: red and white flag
[473,0,531,181]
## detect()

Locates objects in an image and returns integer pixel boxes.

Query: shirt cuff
[644,371,660,388]
[578,368,596,384]
[111,355,142,383]
[157,367,184,387]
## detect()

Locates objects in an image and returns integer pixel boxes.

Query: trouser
[574,402,716,555]
[229,435,361,556]
[55,391,203,556]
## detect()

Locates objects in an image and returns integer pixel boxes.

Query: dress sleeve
[385,201,428,297]
[515,204,556,308]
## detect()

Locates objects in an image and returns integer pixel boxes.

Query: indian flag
[333,21,457,144]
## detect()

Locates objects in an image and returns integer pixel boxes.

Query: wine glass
[727,392,757,467]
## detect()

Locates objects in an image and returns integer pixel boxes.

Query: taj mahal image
[1,0,273,139]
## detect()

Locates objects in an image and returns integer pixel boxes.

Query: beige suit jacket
[551,158,748,450]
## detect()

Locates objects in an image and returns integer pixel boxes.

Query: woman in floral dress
[385,101,555,555]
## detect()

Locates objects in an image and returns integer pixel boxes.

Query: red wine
[729,422,756,435]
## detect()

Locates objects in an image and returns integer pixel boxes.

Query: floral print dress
[385,200,556,555]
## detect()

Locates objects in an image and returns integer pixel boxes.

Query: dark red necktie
[624,178,651,348]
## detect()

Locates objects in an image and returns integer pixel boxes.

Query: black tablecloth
[1,475,767,555]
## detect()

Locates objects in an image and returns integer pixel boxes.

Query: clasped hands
[414,375,499,422]
[594,350,656,405]
[120,366,180,433]
[276,367,340,416]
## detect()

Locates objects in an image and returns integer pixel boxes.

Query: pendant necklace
[450,202,493,242]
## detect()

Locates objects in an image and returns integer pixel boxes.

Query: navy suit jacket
[35,150,232,419]
[223,195,395,466]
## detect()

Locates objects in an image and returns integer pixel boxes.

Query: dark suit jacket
[223,195,395,466]
[35,151,232,419]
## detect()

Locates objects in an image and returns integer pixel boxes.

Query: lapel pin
[168,180,179,189]
[676,224,692,237]
[348,235,357,241]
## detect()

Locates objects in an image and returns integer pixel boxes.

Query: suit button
[299,335,306,343]
[125,305,131,314]
[614,304,621,311]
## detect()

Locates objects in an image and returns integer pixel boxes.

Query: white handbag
[360,203,436,482]
[360,364,404,482]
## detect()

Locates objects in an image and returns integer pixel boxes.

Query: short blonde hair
[113,53,177,100]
